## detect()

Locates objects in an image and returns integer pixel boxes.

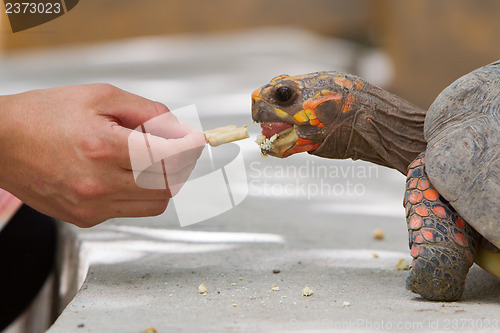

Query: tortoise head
[251,72,363,158]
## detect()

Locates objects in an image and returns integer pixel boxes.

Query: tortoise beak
[252,96,281,123]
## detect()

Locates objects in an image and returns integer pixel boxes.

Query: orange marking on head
[411,246,419,258]
[423,189,438,201]
[293,110,309,123]
[303,93,341,110]
[415,206,429,216]
[408,191,423,204]
[432,205,447,218]
[319,74,329,79]
[310,118,320,126]
[271,74,289,82]
[354,80,364,90]
[334,77,353,89]
[422,230,434,241]
[414,234,424,243]
[455,217,465,229]
[284,142,320,157]
[409,216,422,230]
[341,93,354,113]
[252,88,261,99]
[296,137,312,145]
[417,179,430,190]
[407,178,418,189]
[318,123,325,128]
[304,109,317,119]
[454,232,468,247]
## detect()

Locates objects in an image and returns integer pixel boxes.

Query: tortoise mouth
[256,122,298,157]
[260,122,293,137]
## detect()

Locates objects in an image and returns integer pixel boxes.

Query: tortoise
[251,60,500,301]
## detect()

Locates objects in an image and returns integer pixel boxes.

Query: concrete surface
[0,28,498,332]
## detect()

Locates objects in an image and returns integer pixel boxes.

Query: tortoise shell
[424,60,500,248]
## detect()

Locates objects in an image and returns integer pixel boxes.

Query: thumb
[99,86,168,130]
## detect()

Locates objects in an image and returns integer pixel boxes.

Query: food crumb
[343,301,351,307]
[77,323,85,328]
[272,269,281,274]
[373,228,385,240]
[198,283,208,294]
[256,133,278,155]
[396,259,410,270]
[231,282,238,286]
[271,285,280,291]
[302,286,314,297]
[370,252,379,258]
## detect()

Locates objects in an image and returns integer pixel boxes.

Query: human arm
[0,84,205,227]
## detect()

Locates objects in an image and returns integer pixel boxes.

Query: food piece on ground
[396,259,410,270]
[198,283,208,294]
[302,286,314,297]
[373,228,385,240]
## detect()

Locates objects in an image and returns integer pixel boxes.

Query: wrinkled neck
[313,84,427,174]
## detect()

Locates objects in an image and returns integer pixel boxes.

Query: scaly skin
[252,72,427,174]
[404,153,480,301]
[251,72,497,301]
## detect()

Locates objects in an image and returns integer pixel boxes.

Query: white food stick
[204,125,249,147]
[204,125,237,136]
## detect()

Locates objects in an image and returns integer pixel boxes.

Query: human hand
[0,84,206,227]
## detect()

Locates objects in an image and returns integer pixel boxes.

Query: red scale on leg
[422,230,434,241]
[407,178,418,189]
[413,234,424,244]
[409,158,423,169]
[455,217,465,229]
[408,190,423,204]
[411,246,419,258]
[423,189,439,201]
[432,204,449,218]
[415,206,429,217]
[454,232,468,247]
[409,215,423,230]
[417,179,430,190]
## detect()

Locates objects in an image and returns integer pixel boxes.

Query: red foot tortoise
[251,60,500,301]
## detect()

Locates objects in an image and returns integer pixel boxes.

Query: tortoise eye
[275,86,294,104]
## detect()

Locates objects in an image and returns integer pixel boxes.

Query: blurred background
[1,0,499,107]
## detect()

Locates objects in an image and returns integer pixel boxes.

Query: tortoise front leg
[404,153,480,301]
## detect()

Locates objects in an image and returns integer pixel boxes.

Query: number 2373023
[5,2,62,14]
